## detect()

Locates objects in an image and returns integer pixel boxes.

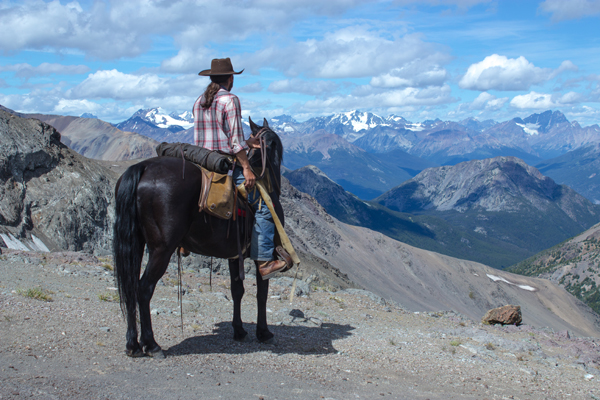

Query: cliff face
[0,109,116,254]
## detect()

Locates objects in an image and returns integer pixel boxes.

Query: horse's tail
[113,163,147,320]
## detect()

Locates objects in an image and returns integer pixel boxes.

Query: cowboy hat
[198,58,244,76]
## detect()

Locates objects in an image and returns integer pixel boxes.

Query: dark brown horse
[113,118,283,358]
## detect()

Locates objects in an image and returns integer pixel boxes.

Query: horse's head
[248,117,283,195]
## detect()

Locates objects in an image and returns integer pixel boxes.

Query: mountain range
[287,160,600,269]
[111,107,600,201]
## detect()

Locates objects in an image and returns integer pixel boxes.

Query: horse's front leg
[228,259,249,341]
[255,262,275,343]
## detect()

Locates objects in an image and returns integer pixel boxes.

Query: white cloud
[468,92,508,111]
[509,91,557,109]
[0,63,90,79]
[299,84,455,112]
[510,90,588,110]
[54,99,104,115]
[0,0,367,61]
[67,70,206,100]
[246,28,451,79]
[459,54,558,91]
[268,79,339,95]
[459,55,578,92]
[485,97,509,111]
[392,0,492,9]
[370,61,448,88]
[539,0,600,21]
[237,82,264,93]
[67,70,170,100]
[0,1,148,59]
[550,60,579,78]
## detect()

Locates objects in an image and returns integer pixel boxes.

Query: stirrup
[276,246,293,272]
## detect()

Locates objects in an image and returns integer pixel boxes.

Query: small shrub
[449,339,461,347]
[102,263,114,271]
[18,287,53,302]
[485,342,495,350]
[329,296,345,308]
[98,292,119,302]
[469,291,475,299]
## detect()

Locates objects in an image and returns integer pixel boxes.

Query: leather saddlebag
[199,167,235,219]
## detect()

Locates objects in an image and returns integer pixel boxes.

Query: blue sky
[1,0,600,125]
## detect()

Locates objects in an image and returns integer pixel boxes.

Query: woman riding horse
[113,117,283,358]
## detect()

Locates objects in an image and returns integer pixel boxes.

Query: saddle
[198,167,235,219]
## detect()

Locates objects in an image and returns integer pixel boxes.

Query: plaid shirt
[193,88,248,155]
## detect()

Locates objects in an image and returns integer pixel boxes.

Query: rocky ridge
[0,108,116,254]
[10,109,159,161]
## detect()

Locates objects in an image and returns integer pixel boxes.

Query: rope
[177,247,183,335]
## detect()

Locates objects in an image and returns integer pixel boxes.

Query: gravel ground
[1,249,600,400]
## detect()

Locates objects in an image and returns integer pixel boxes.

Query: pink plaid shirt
[193,88,248,155]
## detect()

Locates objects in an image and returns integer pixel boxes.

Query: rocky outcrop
[0,109,116,254]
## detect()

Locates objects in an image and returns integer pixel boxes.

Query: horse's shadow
[166,319,355,357]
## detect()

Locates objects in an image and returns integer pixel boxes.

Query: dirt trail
[1,250,599,400]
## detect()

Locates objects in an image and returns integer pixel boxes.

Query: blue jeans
[232,167,275,261]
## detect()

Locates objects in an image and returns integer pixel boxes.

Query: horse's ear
[249,117,260,133]
[263,118,270,128]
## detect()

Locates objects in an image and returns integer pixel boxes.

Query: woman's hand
[242,166,256,189]
[246,137,261,149]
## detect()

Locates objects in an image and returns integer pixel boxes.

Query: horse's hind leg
[125,297,143,357]
[228,259,249,341]
[255,263,275,343]
[137,248,173,358]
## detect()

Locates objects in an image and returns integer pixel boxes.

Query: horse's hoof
[234,334,252,343]
[146,348,165,359]
[260,337,277,345]
[125,348,145,358]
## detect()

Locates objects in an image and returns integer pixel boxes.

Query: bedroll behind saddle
[156,142,233,174]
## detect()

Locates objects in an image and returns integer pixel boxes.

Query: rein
[250,128,268,181]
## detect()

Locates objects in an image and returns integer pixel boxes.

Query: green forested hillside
[507,223,600,314]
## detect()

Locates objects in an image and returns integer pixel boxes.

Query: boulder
[482,305,522,326]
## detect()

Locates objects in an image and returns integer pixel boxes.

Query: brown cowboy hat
[198,58,244,76]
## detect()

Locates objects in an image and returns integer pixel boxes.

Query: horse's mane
[263,128,283,167]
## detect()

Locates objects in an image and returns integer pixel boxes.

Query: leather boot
[257,260,287,280]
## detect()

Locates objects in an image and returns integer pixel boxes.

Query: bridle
[249,126,281,196]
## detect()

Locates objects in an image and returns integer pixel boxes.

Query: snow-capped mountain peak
[135,107,193,129]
